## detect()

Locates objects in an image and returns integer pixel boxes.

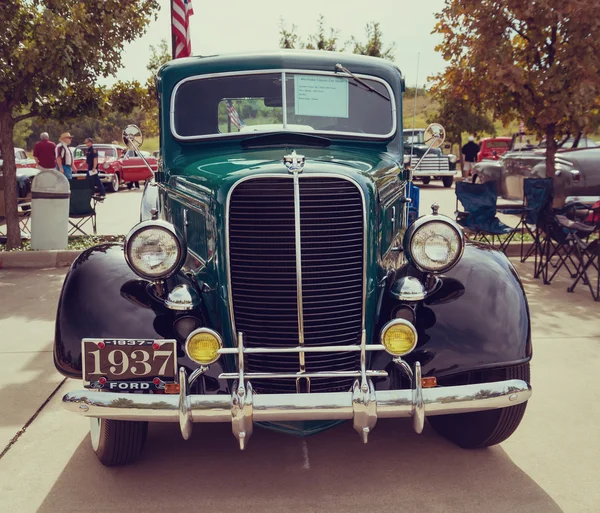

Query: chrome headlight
[448,154,457,164]
[404,215,464,273]
[103,162,111,170]
[124,220,186,280]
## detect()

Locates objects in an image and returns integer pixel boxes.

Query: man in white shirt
[56,132,74,179]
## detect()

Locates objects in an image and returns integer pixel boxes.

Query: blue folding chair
[455,180,518,251]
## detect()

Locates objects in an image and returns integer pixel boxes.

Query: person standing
[33,132,57,171]
[85,138,106,198]
[56,132,74,179]
[461,136,481,178]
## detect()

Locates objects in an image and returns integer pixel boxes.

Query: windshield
[485,141,510,150]
[75,146,117,159]
[402,131,425,145]
[173,71,395,139]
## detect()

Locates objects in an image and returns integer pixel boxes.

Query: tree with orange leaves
[432,1,600,177]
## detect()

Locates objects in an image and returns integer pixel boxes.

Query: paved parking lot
[0,183,599,512]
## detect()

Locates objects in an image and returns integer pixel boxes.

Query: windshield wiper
[335,63,390,101]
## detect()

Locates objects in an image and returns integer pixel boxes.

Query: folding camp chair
[0,176,32,239]
[455,180,518,251]
[565,202,600,300]
[69,176,98,235]
[568,238,600,300]
[535,201,594,284]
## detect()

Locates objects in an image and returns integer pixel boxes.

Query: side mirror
[423,123,446,149]
[123,125,144,150]
[411,123,447,173]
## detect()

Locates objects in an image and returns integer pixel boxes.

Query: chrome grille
[228,176,364,394]
[414,154,450,173]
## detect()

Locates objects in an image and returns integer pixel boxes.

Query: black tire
[90,418,148,466]
[442,176,454,188]
[428,363,530,449]
[106,172,120,193]
[421,177,431,185]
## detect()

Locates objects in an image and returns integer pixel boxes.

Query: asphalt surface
[1,182,599,512]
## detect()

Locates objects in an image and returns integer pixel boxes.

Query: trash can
[31,169,70,250]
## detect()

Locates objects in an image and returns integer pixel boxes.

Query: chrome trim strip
[225,172,368,352]
[219,370,387,380]
[170,68,396,141]
[292,170,306,373]
[217,344,386,355]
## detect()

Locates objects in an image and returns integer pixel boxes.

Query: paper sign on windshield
[294,75,349,118]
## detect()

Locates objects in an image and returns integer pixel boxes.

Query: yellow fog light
[380,319,418,356]
[185,328,222,365]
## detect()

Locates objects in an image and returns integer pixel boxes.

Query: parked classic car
[0,147,37,170]
[54,51,532,466]
[477,137,512,162]
[403,128,458,187]
[475,135,600,206]
[72,143,157,192]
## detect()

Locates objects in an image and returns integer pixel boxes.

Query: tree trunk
[545,124,557,179]
[0,111,21,250]
[572,131,582,149]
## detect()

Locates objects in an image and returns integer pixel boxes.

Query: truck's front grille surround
[227,175,365,394]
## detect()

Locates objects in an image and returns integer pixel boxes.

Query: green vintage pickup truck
[54,51,532,466]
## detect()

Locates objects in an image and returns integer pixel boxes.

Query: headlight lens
[381,319,418,356]
[103,162,110,170]
[185,328,222,365]
[448,154,457,164]
[404,216,464,273]
[125,221,186,280]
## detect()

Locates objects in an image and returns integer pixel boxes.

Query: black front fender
[54,244,172,378]
[377,243,531,379]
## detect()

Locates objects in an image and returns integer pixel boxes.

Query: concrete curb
[0,249,82,269]
[0,242,533,269]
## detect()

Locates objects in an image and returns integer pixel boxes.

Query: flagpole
[170,0,177,59]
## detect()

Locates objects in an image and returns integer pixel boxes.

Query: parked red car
[477,137,512,162]
[0,147,37,170]
[72,144,158,192]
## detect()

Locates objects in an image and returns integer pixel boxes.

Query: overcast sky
[112,0,447,88]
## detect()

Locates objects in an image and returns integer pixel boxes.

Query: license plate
[82,339,177,387]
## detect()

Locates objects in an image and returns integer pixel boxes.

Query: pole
[170,0,177,59]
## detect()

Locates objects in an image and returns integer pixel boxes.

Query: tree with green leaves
[433,1,600,178]
[350,22,395,60]
[427,74,496,157]
[279,17,395,61]
[0,0,159,249]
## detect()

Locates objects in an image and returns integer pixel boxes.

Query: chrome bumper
[413,170,457,177]
[62,366,531,450]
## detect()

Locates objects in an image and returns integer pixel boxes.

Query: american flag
[226,100,245,130]
[172,0,194,58]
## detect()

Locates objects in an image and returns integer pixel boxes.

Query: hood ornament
[283,150,305,173]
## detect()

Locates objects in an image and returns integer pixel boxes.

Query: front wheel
[90,417,148,466]
[442,176,454,188]
[421,177,431,185]
[428,363,530,448]
[106,173,120,193]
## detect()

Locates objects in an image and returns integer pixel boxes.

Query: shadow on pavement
[0,268,66,322]
[513,260,600,335]
[38,419,562,513]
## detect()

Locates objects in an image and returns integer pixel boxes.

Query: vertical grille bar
[227,175,365,394]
